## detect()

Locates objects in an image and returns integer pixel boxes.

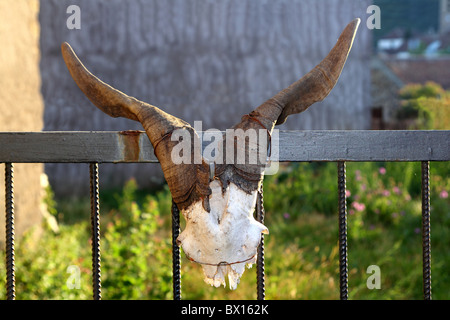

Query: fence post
[256,186,265,300]
[90,163,101,300]
[172,199,182,300]
[421,161,432,300]
[337,161,348,300]
[5,163,15,300]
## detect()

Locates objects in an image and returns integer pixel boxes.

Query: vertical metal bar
[171,199,181,300]
[256,185,265,300]
[5,163,15,300]
[89,163,101,300]
[421,161,432,300]
[337,161,348,300]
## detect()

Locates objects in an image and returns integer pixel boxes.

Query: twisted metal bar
[421,161,432,300]
[89,163,101,300]
[171,199,181,300]
[255,185,266,300]
[337,161,348,300]
[5,163,15,300]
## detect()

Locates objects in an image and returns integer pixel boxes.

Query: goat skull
[61,18,360,289]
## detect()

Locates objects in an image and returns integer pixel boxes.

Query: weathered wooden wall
[40,0,372,194]
[0,0,45,247]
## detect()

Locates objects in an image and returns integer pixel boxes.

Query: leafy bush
[0,179,172,300]
[262,161,449,299]
[397,82,450,130]
[264,162,338,218]
[101,178,172,299]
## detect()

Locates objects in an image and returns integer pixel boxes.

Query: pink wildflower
[379,167,386,175]
[440,190,448,199]
[352,201,366,212]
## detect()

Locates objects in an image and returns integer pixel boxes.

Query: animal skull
[61,18,360,289]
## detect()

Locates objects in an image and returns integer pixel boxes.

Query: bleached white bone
[177,180,268,289]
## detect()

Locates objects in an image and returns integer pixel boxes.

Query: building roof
[383,58,450,89]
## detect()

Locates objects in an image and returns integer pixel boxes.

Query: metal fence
[2,130,449,300]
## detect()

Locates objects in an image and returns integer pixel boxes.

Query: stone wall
[40,0,372,195]
[0,0,45,247]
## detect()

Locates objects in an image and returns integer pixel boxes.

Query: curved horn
[274,18,360,125]
[61,42,211,210]
[216,19,360,193]
[246,18,360,131]
[61,42,140,121]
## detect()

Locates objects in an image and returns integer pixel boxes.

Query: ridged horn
[61,42,211,211]
[274,18,360,125]
[246,18,360,131]
[61,42,140,121]
[216,18,360,193]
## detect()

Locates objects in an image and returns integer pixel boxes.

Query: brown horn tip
[61,42,140,121]
[274,18,360,125]
[245,18,360,128]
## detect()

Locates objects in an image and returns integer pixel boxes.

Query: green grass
[0,161,448,300]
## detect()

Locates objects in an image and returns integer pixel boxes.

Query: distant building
[370,57,404,129]
[371,55,450,129]
[377,28,407,53]
[385,58,450,90]
[441,0,450,34]
[375,0,450,56]
[371,0,450,129]
[373,0,440,48]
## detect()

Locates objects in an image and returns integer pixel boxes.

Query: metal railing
[2,130,449,300]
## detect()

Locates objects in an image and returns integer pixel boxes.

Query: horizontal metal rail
[2,130,449,300]
[0,130,449,163]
